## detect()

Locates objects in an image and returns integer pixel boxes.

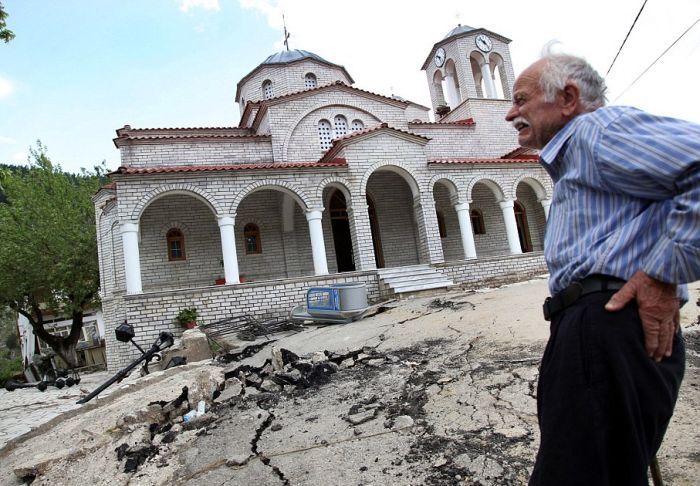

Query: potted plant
[175,308,198,329]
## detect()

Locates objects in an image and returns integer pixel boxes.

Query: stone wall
[436,252,548,288]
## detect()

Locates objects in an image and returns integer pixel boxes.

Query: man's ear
[559,82,581,116]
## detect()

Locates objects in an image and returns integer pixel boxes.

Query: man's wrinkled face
[505,60,567,150]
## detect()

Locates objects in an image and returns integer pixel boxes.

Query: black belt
[543,275,626,321]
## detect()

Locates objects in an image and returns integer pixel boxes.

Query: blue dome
[443,24,476,39]
[261,49,330,65]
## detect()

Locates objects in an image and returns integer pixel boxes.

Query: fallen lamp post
[76,324,174,404]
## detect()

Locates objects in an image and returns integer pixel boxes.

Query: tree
[0,144,105,367]
[0,2,15,43]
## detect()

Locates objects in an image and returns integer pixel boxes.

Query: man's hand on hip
[604,271,679,362]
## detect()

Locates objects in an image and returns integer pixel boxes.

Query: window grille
[262,80,273,99]
[318,119,333,150]
[351,119,364,131]
[304,73,317,88]
[334,115,348,138]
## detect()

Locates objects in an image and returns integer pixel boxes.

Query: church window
[244,223,262,254]
[262,80,273,99]
[470,209,486,235]
[304,73,317,88]
[334,115,348,138]
[166,228,186,261]
[436,211,447,238]
[318,119,333,150]
[351,119,364,131]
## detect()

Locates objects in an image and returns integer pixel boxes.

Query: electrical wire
[606,0,649,77]
[612,16,700,103]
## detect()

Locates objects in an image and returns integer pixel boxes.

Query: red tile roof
[409,118,476,127]
[113,126,265,147]
[429,158,540,165]
[109,159,347,176]
[501,146,540,159]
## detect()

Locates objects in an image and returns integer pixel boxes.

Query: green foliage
[0,143,105,366]
[0,357,21,384]
[0,1,15,43]
[175,308,198,327]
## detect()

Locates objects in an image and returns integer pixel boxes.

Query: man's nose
[505,105,517,122]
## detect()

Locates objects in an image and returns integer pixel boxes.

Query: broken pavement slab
[0,278,698,485]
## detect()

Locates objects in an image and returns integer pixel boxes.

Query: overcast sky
[1,0,698,174]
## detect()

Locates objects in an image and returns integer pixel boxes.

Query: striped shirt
[539,106,700,297]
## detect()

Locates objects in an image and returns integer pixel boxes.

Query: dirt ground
[1,276,698,485]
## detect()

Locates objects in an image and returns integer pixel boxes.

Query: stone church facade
[95,25,553,370]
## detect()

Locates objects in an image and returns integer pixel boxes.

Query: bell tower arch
[421,25,516,114]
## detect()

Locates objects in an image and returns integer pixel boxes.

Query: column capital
[454,201,471,212]
[305,207,324,221]
[217,213,236,226]
[499,199,515,210]
[120,222,139,234]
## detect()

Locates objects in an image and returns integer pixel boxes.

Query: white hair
[539,43,607,111]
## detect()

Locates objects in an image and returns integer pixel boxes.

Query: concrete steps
[377,264,455,297]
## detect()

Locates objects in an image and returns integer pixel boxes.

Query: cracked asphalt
[1,277,698,485]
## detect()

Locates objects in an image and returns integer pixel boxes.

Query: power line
[606,0,649,77]
[612,16,700,103]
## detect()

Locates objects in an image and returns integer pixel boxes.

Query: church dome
[261,49,330,66]
[443,24,476,40]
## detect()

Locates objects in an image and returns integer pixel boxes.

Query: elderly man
[505,52,700,485]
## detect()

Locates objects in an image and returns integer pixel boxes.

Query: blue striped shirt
[539,106,700,297]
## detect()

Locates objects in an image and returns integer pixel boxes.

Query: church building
[94,25,552,370]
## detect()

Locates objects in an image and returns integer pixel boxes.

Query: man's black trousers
[529,291,685,486]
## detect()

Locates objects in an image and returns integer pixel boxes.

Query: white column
[306,208,329,275]
[454,202,477,259]
[540,198,552,221]
[499,200,523,255]
[218,214,239,284]
[120,222,142,295]
[480,62,497,99]
[445,73,460,108]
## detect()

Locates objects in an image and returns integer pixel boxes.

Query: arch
[360,161,421,198]
[428,175,461,205]
[333,114,348,138]
[444,59,461,107]
[316,176,353,207]
[511,175,549,201]
[282,102,381,161]
[432,70,447,107]
[230,180,311,214]
[131,184,221,221]
[351,119,364,131]
[489,52,510,99]
[469,52,487,98]
[466,177,507,202]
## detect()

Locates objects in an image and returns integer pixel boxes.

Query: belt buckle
[543,297,552,321]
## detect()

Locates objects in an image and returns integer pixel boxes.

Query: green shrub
[0,357,22,385]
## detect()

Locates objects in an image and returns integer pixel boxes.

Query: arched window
[334,115,348,138]
[470,209,486,235]
[351,119,364,131]
[304,73,317,88]
[318,119,333,150]
[166,228,186,261]
[262,80,273,99]
[244,223,262,254]
[436,211,447,238]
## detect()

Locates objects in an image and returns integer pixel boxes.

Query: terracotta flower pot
[215,278,225,285]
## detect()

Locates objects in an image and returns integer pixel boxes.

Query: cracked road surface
[1,277,698,485]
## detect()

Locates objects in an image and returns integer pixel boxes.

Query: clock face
[434,47,446,67]
[476,34,493,52]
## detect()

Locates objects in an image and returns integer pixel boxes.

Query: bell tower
[421,25,516,115]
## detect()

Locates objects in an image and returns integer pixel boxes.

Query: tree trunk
[21,308,84,369]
